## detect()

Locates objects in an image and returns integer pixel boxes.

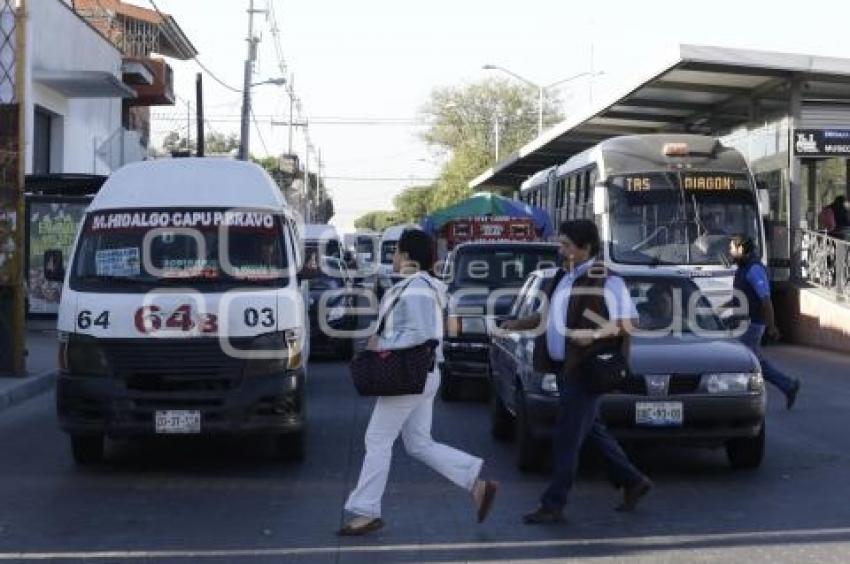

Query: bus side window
[576,174,586,219]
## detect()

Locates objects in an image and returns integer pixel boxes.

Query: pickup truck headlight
[541,373,559,394]
[60,333,109,377]
[244,329,303,376]
[447,315,487,336]
[700,372,762,394]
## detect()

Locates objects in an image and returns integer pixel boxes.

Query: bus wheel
[70,434,104,466]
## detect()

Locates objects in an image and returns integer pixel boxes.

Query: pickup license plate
[155,410,201,434]
[635,402,683,426]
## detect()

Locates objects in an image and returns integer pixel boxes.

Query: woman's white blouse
[376,272,446,360]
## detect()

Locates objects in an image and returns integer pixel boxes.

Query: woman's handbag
[349,279,439,396]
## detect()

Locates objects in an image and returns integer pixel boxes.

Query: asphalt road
[0,345,849,563]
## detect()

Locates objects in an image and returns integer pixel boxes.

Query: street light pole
[482,64,602,136]
[288,73,295,155]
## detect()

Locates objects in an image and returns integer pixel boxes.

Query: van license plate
[635,402,683,426]
[155,410,201,434]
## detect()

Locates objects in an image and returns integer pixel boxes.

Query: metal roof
[470,44,850,190]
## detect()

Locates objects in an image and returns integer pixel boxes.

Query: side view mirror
[44,249,65,282]
[757,186,771,217]
[593,183,606,215]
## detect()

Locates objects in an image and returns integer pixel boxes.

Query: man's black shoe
[786,379,801,410]
[616,477,652,512]
[522,506,564,525]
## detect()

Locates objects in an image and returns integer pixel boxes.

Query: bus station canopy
[470,44,850,191]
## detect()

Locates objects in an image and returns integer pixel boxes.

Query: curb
[0,370,57,415]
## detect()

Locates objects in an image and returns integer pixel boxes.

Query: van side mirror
[44,249,65,282]
[593,183,606,215]
[757,186,771,217]
[297,266,319,282]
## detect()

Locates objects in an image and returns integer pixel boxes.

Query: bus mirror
[758,187,771,217]
[593,184,606,215]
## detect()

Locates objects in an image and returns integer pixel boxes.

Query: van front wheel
[70,434,104,465]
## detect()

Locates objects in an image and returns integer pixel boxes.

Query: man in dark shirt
[728,234,801,409]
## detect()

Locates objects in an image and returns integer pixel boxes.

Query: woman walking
[338,229,498,536]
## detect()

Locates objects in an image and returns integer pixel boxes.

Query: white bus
[520,134,769,304]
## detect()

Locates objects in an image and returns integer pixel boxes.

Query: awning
[25,173,107,196]
[421,192,553,237]
[121,60,154,86]
[33,69,137,99]
[471,44,850,191]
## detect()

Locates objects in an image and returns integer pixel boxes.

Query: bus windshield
[70,208,291,291]
[607,172,760,266]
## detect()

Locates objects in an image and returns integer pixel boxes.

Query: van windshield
[70,208,291,291]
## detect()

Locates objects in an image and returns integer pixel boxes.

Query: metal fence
[797,228,850,301]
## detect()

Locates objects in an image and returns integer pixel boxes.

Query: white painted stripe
[1,527,850,560]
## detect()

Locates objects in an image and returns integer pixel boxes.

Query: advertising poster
[27,199,88,314]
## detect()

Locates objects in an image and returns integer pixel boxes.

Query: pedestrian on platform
[726,234,801,409]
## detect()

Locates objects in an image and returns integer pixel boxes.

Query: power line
[147,0,242,93]
[323,176,441,182]
[251,107,270,157]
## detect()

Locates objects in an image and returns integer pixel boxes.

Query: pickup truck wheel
[275,431,305,462]
[70,434,104,466]
[726,424,765,470]
[440,370,458,402]
[490,388,515,441]
[516,390,546,473]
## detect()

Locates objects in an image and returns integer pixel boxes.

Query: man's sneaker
[522,506,564,525]
[616,477,653,512]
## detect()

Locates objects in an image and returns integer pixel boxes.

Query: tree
[354,211,400,231]
[393,185,435,223]
[421,78,563,207]
[204,132,239,154]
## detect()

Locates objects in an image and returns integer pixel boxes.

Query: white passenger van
[44,158,310,465]
[303,224,342,264]
[376,223,419,296]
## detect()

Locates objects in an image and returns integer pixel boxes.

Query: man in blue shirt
[503,220,651,524]
[728,235,801,409]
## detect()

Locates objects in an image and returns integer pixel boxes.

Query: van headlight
[61,334,109,377]
[700,372,761,394]
[244,329,303,376]
[541,373,559,394]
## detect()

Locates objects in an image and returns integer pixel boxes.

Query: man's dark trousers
[541,377,644,511]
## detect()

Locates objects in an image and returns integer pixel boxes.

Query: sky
[146,0,850,234]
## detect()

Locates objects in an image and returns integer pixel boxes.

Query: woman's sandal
[476,480,499,523]
[336,517,385,536]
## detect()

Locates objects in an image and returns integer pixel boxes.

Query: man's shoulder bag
[567,263,631,394]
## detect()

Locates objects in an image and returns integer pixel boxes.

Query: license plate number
[155,410,201,434]
[635,402,683,426]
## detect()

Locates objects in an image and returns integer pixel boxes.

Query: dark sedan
[489,271,766,471]
[307,257,358,359]
[439,242,559,400]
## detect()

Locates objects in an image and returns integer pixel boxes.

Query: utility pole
[316,149,322,222]
[186,100,191,150]
[288,73,294,155]
[196,73,204,157]
[494,112,501,162]
[238,0,263,161]
[303,140,310,222]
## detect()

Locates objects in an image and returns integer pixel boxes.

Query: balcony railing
[796,228,850,302]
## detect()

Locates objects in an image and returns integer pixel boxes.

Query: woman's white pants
[344,371,484,519]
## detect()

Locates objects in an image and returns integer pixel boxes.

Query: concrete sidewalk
[0,319,59,415]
